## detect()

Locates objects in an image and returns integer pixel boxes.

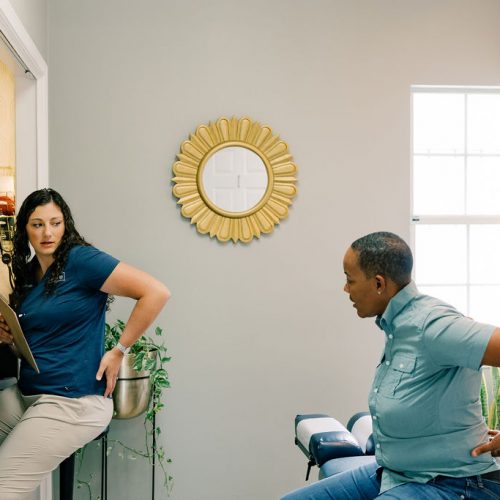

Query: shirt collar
[375,281,419,330]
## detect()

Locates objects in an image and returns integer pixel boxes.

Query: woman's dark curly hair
[10,188,90,309]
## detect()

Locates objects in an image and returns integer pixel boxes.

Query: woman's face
[26,201,65,260]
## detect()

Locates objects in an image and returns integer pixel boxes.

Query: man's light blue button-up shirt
[369,281,499,493]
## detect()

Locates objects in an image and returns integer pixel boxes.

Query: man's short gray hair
[351,231,413,287]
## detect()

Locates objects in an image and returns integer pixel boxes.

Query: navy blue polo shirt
[18,245,119,397]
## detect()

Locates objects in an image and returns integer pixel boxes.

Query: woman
[0,188,170,499]
[282,232,500,499]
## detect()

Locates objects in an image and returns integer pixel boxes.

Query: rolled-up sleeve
[423,308,495,370]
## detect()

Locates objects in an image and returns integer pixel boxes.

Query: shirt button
[385,360,390,365]
[388,334,393,339]
[376,443,381,449]
[399,363,404,369]
[374,387,378,393]
[373,416,377,420]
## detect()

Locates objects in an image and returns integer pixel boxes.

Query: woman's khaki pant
[0,383,113,500]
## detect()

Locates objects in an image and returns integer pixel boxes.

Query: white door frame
[0,3,49,498]
[0,0,48,188]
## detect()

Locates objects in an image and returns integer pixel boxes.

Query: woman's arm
[0,315,20,358]
[96,262,171,397]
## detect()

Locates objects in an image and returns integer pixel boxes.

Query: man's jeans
[280,462,500,499]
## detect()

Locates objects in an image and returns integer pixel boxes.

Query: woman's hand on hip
[96,349,124,398]
[0,314,14,345]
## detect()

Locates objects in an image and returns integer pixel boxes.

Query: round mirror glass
[202,146,268,213]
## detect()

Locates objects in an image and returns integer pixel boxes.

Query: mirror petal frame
[172,117,298,243]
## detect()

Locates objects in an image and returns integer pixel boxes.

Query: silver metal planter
[113,350,157,419]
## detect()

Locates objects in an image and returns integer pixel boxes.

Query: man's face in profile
[343,247,385,318]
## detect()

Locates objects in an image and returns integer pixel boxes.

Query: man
[282,231,500,499]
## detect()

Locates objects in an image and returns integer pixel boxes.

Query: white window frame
[410,85,500,316]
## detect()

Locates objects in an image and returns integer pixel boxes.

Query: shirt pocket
[378,353,416,399]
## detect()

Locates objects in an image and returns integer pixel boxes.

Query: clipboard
[0,296,40,374]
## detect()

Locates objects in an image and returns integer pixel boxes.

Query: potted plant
[481,366,500,429]
[76,319,172,498]
[105,319,170,420]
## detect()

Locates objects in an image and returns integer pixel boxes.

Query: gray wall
[46,1,500,499]
[9,0,47,60]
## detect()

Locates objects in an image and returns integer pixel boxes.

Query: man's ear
[375,274,387,293]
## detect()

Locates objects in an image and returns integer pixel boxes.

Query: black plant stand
[59,429,108,500]
[152,410,156,500]
[60,397,158,499]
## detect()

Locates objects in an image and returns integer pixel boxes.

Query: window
[412,87,500,324]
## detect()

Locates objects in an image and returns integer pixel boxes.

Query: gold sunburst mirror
[172,117,298,243]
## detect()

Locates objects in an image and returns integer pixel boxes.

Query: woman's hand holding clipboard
[0,311,14,345]
[0,296,40,373]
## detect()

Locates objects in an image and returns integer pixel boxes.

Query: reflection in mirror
[202,146,268,212]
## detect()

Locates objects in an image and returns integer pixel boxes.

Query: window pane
[413,156,464,215]
[467,94,500,154]
[467,157,500,215]
[470,285,500,324]
[417,285,467,313]
[413,93,465,154]
[470,225,500,284]
[415,225,467,284]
